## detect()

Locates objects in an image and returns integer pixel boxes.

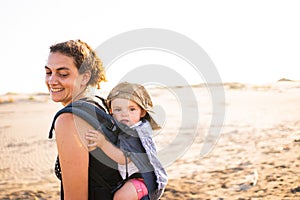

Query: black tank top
[88,149,123,200]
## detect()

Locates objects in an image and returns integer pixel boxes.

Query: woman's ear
[81,71,91,86]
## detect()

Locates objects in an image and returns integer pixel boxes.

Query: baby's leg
[113,180,137,200]
[113,179,148,200]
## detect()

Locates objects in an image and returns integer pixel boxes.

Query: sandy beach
[1,81,300,200]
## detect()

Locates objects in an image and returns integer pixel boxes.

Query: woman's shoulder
[54,112,93,146]
[55,112,76,129]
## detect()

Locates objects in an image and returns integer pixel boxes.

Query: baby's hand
[85,129,106,149]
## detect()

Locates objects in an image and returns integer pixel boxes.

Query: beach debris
[245,168,258,186]
[231,169,259,192]
[291,186,300,193]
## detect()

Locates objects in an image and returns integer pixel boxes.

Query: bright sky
[1,0,299,94]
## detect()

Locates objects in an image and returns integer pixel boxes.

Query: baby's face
[110,98,146,127]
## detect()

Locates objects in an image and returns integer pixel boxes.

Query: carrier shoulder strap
[48,98,119,142]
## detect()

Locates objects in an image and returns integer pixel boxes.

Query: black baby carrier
[48,96,157,200]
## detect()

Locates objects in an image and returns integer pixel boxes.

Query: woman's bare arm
[55,113,91,200]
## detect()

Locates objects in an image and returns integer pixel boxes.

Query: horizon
[1,78,298,96]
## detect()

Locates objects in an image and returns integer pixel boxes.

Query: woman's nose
[47,74,58,85]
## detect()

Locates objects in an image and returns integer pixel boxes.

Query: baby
[86,82,167,200]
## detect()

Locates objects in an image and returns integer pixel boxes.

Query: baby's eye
[114,108,121,112]
[130,108,136,111]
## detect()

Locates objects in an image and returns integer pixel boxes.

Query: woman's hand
[85,129,107,150]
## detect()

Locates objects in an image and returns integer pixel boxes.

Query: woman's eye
[58,73,68,77]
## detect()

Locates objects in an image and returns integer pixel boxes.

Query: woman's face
[45,52,87,106]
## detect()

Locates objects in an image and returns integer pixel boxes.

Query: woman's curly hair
[49,39,106,88]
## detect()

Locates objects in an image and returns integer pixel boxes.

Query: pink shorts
[129,178,148,200]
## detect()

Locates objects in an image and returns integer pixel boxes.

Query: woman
[45,39,122,199]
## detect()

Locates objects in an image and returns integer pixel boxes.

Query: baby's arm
[85,130,128,165]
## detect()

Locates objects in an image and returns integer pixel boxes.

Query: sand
[1,82,300,200]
